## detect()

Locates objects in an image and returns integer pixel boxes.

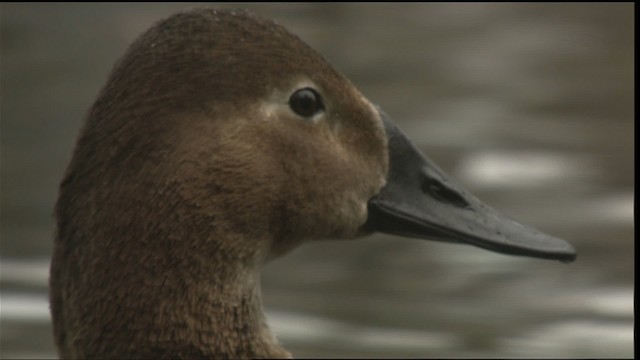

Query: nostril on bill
[421,177,470,209]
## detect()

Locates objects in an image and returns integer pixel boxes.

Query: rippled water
[1,3,634,358]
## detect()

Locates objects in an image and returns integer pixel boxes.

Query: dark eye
[289,88,324,118]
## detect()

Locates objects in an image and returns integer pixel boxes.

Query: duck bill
[363,111,576,262]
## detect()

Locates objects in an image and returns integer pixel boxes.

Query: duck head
[50,8,576,359]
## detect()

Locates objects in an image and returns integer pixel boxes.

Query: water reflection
[1,3,633,358]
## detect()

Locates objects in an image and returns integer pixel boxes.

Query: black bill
[363,110,577,262]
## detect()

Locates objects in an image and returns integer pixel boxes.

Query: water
[1,3,634,358]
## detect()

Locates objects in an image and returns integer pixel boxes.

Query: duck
[49,8,576,359]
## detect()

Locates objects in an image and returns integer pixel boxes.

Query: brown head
[51,9,387,358]
[50,7,575,359]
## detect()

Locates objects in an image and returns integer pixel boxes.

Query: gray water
[0,3,634,358]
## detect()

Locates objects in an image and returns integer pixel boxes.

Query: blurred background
[0,3,634,358]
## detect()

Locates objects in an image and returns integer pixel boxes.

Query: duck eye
[289,88,324,118]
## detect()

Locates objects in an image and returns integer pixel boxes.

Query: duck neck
[163,263,289,359]
[72,234,291,359]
